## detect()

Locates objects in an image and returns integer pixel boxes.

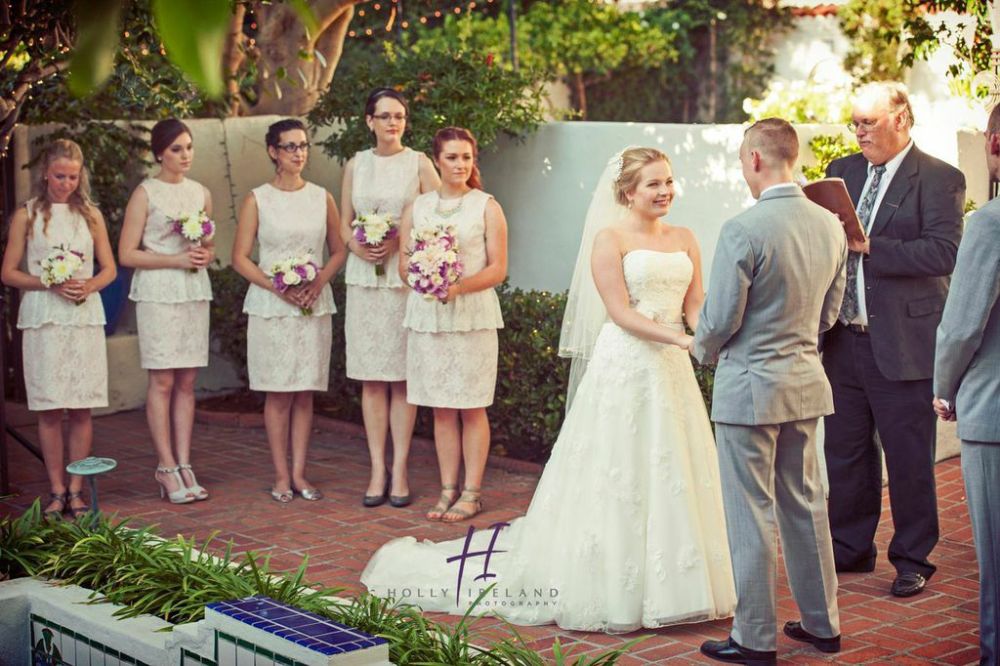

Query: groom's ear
[750,150,762,172]
[990,133,1000,157]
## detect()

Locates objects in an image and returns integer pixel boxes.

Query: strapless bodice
[623,250,692,326]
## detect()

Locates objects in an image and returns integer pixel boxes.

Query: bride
[361,147,736,632]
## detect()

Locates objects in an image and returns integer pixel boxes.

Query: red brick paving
[0,408,983,664]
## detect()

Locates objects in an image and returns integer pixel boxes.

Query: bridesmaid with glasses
[232,118,347,503]
[340,88,439,508]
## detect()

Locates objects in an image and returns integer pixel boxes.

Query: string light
[347,0,491,39]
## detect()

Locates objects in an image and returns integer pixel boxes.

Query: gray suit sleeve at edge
[933,214,1000,400]
[820,238,848,334]
[693,222,754,365]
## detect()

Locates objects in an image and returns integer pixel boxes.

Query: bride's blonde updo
[613,147,670,206]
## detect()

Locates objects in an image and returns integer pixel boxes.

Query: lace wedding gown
[362,249,736,632]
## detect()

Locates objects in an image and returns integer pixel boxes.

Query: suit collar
[758,183,805,203]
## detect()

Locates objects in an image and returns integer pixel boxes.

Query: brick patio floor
[0,408,982,665]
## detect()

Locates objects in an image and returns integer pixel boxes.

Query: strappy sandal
[66,491,90,519]
[426,484,459,521]
[442,487,483,523]
[178,463,209,501]
[43,492,66,519]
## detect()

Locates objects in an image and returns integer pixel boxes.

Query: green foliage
[903,1,991,81]
[209,272,716,463]
[744,77,854,125]
[29,122,151,250]
[802,134,856,181]
[586,0,790,123]
[406,0,674,117]
[309,39,547,163]
[491,283,570,462]
[150,0,232,97]
[839,0,907,82]
[1,503,638,663]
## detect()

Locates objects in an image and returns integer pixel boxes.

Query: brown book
[802,177,866,244]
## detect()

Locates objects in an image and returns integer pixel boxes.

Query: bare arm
[119,186,199,270]
[80,208,117,299]
[591,228,691,348]
[231,192,274,291]
[681,228,705,331]
[397,202,414,283]
[418,153,442,193]
[1,207,45,291]
[446,198,508,301]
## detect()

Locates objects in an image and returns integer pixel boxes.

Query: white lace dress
[403,189,504,408]
[344,148,420,381]
[243,182,335,392]
[17,200,108,411]
[363,251,736,632]
[128,178,213,369]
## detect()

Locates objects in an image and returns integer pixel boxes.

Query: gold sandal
[426,484,459,521]
[442,487,483,523]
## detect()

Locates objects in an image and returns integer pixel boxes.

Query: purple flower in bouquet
[352,212,398,277]
[406,223,463,302]
[269,254,320,315]
[171,209,216,273]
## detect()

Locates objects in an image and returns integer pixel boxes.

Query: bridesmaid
[119,119,214,504]
[232,118,347,502]
[340,88,439,508]
[398,127,508,522]
[1,139,116,518]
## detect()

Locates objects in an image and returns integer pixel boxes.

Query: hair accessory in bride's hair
[611,151,626,182]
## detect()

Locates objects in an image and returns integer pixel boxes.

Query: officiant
[821,81,965,598]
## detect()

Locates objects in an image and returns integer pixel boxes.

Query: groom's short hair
[744,118,799,168]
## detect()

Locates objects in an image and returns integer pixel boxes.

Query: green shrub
[308,39,547,163]
[802,134,856,182]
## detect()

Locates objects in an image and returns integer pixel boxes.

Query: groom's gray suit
[693,184,847,651]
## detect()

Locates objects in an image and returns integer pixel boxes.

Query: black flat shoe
[783,621,841,653]
[700,637,776,665]
[891,571,927,597]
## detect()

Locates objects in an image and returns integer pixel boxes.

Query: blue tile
[314,645,345,656]
[276,615,315,630]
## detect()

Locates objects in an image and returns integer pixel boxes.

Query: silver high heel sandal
[178,463,209,501]
[156,466,196,504]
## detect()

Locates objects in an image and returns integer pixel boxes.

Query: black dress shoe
[700,637,776,665]
[388,493,412,508]
[362,475,390,507]
[891,571,927,597]
[783,621,841,653]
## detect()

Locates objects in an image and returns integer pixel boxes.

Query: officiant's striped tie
[840,164,886,324]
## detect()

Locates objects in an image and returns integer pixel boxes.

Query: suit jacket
[826,146,965,381]
[693,185,848,426]
[933,198,1000,443]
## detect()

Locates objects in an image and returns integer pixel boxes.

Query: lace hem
[344,251,405,288]
[242,283,336,318]
[129,268,213,303]
[17,290,107,329]
[403,289,504,332]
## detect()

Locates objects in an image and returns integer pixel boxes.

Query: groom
[693,118,846,665]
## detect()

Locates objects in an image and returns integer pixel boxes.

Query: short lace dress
[17,200,108,411]
[243,182,335,392]
[128,178,213,369]
[403,189,504,408]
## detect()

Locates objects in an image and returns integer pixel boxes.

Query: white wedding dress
[361,249,736,632]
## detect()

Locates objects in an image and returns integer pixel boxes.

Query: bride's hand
[675,333,694,351]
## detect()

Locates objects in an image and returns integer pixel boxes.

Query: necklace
[434,191,467,219]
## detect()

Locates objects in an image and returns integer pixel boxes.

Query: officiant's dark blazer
[826,146,965,381]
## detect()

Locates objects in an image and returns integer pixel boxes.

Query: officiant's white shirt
[851,140,914,326]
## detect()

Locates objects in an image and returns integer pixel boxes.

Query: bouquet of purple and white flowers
[40,245,86,305]
[406,223,464,303]
[352,211,398,277]
[268,253,320,315]
[170,209,215,273]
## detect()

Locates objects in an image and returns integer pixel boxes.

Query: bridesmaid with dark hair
[119,118,215,504]
[232,118,347,503]
[340,88,439,508]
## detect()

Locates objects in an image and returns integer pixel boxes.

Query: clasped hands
[351,237,398,264]
[51,279,92,303]
[176,245,214,270]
